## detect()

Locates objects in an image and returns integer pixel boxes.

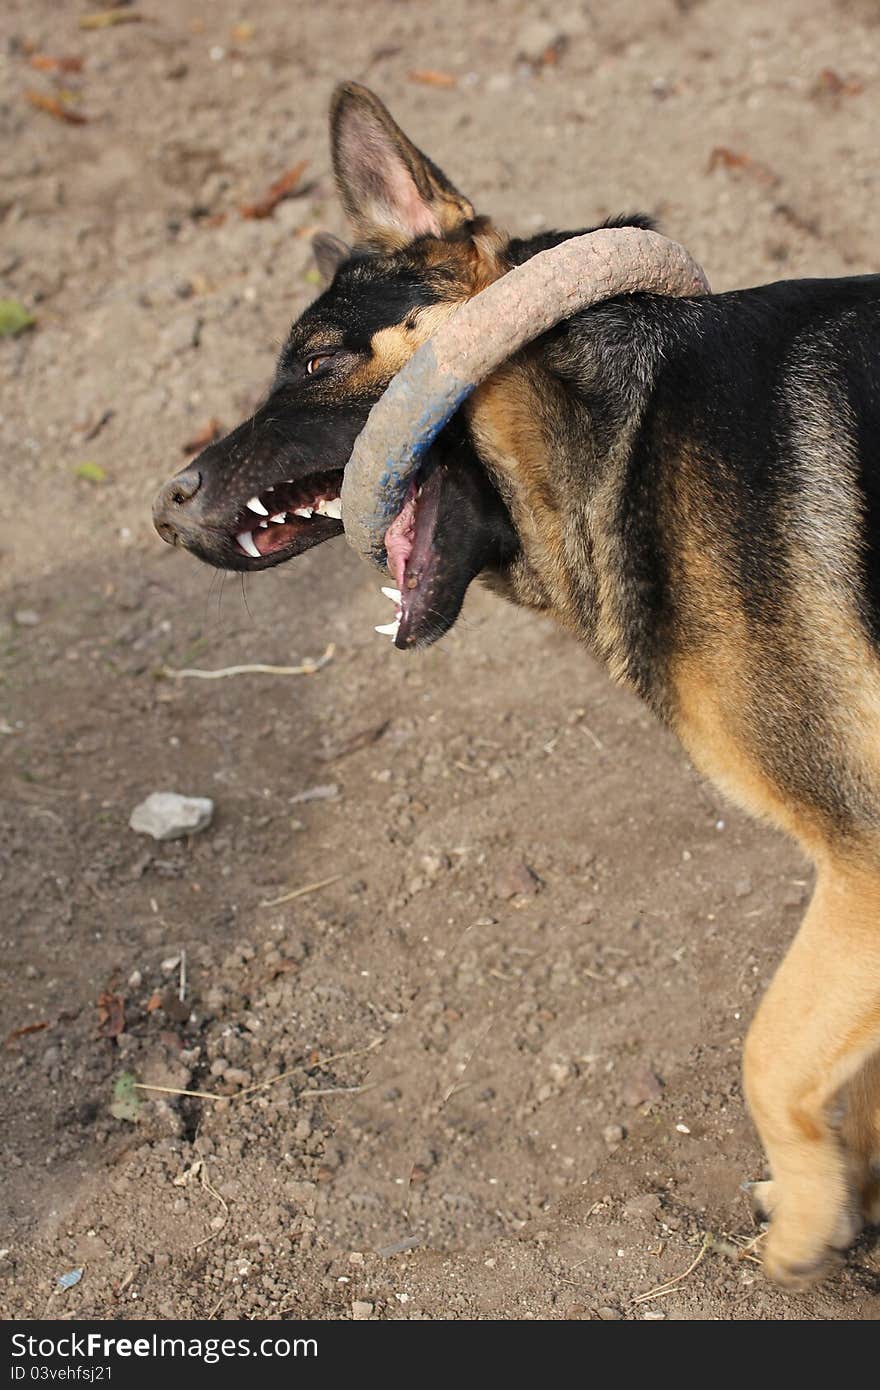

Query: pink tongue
[384,496,416,590]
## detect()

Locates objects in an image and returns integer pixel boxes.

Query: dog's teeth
[269,512,287,524]
[293,506,313,519]
[236,530,261,559]
[381,586,402,603]
[375,620,400,639]
[319,498,343,520]
[258,520,268,528]
[246,496,269,516]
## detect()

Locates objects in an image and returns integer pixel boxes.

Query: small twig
[631,1234,711,1305]
[301,1083,376,1098]
[227,1037,384,1101]
[133,1038,384,1104]
[178,947,187,1005]
[581,722,605,751]
[195,1165,229,1250]
[260,873,343,908]
[134,1082,226,1101]
[313,1037,384,1069]
[162,644,335,681]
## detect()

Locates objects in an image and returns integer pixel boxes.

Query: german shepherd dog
[153,84,880,1287]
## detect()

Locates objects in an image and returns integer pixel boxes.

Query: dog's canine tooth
[246,496,269,516]
[320,498,343,520]
[375,620,400,639]
[381,586,402,603]
[269,513,287,524]
[236,530,261,559]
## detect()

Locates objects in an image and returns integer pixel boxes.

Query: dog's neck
[467,293,679,672]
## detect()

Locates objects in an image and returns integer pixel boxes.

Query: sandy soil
[2,0,880,1321]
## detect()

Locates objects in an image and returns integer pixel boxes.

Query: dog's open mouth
[380,475,438,648]
[375,449,517,650]
[230,469,345,565]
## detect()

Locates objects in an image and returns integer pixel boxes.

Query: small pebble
[129,792,214,841]
[621,1065,663,1108]
[493,857,541,900]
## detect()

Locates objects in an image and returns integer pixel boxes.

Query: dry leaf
[5,1020,50,1046]
[29,54,84,74]
[269,958,301,979]
[96,991,125,1038]
[812,68,863,101]
[408,68,457,88]
[25,89,88,125]
[182,418,224,454]
[79,8,144,29]
[318,719,390,762]
[77,408,115,442]
[240,159,308,219]
[707,146,779,187]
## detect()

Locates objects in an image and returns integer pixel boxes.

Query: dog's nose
[152,466,203,544]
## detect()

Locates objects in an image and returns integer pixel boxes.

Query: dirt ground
[2,0,880,1322]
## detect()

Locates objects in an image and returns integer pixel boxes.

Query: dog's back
[655,278,880,852]
[474,274,880,851]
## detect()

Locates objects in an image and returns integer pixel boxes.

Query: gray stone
[129,792,214,841]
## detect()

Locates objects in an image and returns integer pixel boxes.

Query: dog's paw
[761,1233,844,1291]
[743,1178,862,1286]
[763,1209,860,1288]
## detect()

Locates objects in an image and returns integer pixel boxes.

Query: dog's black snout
[169,467,202,505]
[152,466,203,544]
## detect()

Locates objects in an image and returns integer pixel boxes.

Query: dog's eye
[306,353,335,376]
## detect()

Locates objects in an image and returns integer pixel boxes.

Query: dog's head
[152,84,647,648]
[153,83,522,647]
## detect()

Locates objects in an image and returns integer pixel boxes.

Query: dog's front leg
[743,858,880,1287]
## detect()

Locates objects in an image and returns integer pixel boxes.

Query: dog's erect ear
[330,82,474,249]
[312,231,351,284]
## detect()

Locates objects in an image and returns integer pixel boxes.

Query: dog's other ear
[330,82,474,249]
[312,231,351,284]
